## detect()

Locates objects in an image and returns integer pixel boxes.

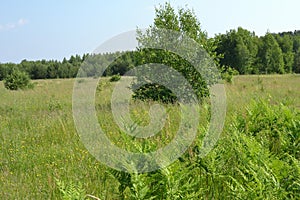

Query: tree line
[0,52,139,81]
[1,22,300,81]
[0,55,83,81]
[216,28,300,74]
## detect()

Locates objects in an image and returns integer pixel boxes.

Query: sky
[1,0,300,63]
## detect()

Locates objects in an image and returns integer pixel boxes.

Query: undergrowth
[56,98,300,199]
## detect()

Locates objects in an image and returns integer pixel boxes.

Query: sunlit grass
[0,74,299,199]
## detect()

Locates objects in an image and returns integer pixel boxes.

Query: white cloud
[18,18,28,26]
[0,18,28,31]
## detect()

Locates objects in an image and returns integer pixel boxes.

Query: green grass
[227,74,300,112]
[0,75,299,199]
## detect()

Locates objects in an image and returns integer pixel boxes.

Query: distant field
[0,74,299,199]
[227,74,300,111]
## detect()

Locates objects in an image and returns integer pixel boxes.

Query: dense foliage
[131,3,220,103]
[3,69,32,90]
[216,28,300,74]
[101,99,300,199]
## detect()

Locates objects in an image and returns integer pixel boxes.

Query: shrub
[221,66,239,83]
[3,69,33,90]
[132,83,178,104]
[130,49,211,104]
[109,74,121,82]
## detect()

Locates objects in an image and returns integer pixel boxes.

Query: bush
[109,74,121,82]
[131,49,211,104]
[221,66,239,83]
[132,83,178,103]
[3,69,33,90]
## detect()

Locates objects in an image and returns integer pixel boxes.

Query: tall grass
[0,75,299,199]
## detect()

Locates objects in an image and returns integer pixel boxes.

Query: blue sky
[1,0,300,63]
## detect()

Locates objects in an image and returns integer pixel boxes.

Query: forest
[1,29,300,81]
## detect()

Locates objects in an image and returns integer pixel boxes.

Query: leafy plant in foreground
[55,178,86,200]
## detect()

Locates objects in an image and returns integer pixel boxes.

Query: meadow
[1,74,299,199]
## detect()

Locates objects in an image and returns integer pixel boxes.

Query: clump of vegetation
[3,69,33,90]
[103,98,300,199]
[132,83,178,103]
[109,74,121,82]
[221,66,239,83]
[238,99,300,157]
[132,3,219,103]
[55,178,86,200]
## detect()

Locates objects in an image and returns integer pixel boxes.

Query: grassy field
[0,74,299,199]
